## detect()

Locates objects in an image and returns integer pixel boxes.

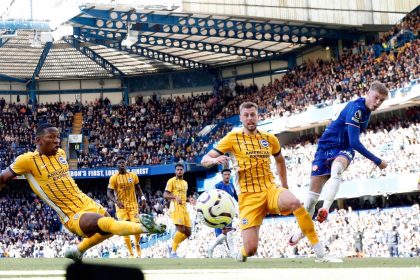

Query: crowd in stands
[76,94,234,167]
[218,9,419,120]
[0,101,75,170]
[0,9,418,171]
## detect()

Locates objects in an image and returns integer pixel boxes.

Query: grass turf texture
[0,258,418,271]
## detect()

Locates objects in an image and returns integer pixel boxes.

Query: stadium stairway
[61,137,68,156]
[72,112,83,134]
[68,112,84,170]
[83,135,89,154]
[68,159,78,170]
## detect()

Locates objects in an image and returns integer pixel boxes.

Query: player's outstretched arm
[347,125,386,167]
[201,150,230,168]
[0,168,16,191]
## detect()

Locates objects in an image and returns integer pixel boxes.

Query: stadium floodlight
[121,34,137,48]
[121,23,137,48]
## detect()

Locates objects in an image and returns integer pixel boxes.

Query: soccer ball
[196,189,236,229]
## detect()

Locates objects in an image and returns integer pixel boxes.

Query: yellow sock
[134,234,141,257]
[97,217,144,236]
[241,247,249,257]
[77,233,112,253]
[293,206,319,245]
[172,231,187,252]
[124,236,134,256]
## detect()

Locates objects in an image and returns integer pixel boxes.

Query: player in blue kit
[207,169,239,258]
[290,81,389,245]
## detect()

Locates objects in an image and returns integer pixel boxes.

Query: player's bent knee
[286,199,302,212]
[79,213,105,237]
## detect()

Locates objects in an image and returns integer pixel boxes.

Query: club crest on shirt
[241,218,248,225]
[128,178,133,183]
[351,109,362,123]
[58,156,67,165]
[312,165,318,171]
[260,139,269,148]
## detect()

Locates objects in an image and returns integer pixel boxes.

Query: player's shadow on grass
[67,263,144,280]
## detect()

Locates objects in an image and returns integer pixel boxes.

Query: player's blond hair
[370,81,389,96]
[239,102,258,113]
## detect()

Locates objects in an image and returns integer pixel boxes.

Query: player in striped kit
[0,123,165,262]
[108,156,146,257]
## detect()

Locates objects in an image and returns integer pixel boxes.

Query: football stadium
[0,0,418,279]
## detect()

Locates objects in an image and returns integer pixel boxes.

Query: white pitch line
[0,268,419,280]
[0,270,64,276]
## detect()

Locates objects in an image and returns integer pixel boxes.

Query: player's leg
[288,175,327,246]
[171,212,191,257]
[316,152,352,223]
[307,176,329,217]
[208,228,225,258]
[79,212,165,237]
[277,189,320,247]
[171,225,186,257]
[65,232,112,262]
[64,210,113,262]
[119,210,134,257]
[276,189,342,262]
[319,156,349,213]
[236,192,265,262]
[306,148,333,219]
[134,234,141,257]
[129,211,142,257]
[276,188,324,257]
[225,227,237,257]
[237,226,259,262]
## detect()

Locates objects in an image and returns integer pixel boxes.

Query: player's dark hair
[370,81,389,96]
[36,123,55,136]
[116,156,126,162]
[175,163,184,169]
[221,168,231,174]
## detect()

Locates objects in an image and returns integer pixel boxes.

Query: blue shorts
[311,147,354,176]
[214,223,233,237]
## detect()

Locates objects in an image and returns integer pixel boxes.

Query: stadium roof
[0,3,369,80]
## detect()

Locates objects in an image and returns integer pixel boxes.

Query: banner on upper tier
[12,163,206,179]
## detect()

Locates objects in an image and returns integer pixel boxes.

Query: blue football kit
[312,97,382,176]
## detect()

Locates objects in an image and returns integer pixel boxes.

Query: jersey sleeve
[270,134,281,156]
[133,173,139,185]
[108,175,116,190]
[9,154,30,175]
[345,104,364,128]
[165,178,174,192]
[214,132,232,155]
